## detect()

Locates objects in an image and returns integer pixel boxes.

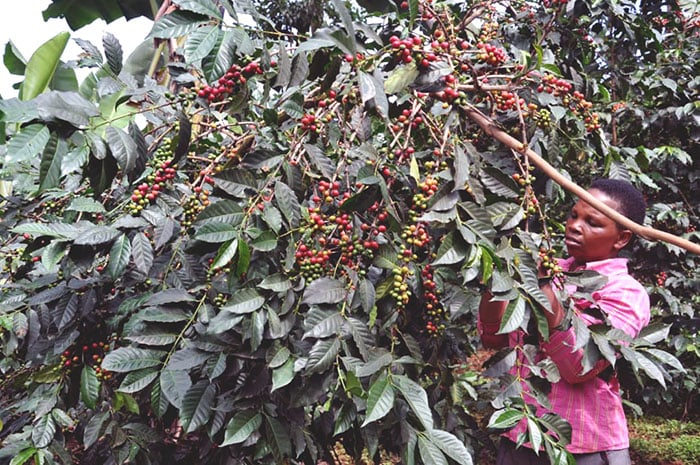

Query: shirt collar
[560,256,629,275]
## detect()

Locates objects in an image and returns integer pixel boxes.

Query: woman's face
[564,189,632,264]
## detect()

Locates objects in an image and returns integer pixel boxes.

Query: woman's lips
[565,236,582,248]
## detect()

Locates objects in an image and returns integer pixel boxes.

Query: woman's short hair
[589,178,647,226]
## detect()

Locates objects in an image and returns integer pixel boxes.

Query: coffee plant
[0,1,697,464]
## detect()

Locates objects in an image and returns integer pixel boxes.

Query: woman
[479,178,650,465]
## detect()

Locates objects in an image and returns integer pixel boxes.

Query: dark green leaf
[73,225,121,245]
[149,11,208,39]
[160,369,192,409]
[107,233,131,279]
[271,358,295,392]
[118,368,159,394]
[103,32,123,75]
[302,278,347,305]
[363,376,394,426]
[393,375,433,431]
[265,415,292,461]
[102,347,166,372]
[32,414,56,448]
[220,288,265,314]
[180,381,216,433]
[174,0,223,19]
[185,26,222,63]
[80,366,100,409]
[131,232,154,274]
[274,181,301,227]
[306,338,340,373]
[6,124,50,163]
[105,125,137,173]
[221,411,262,446]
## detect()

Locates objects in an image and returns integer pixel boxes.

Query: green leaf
[527,418,543,455]
[73,225,121,245]
[498,296,526,334]
[197,200,244,226]
[393,375,434,431]
[32,414,56,448]
[149,11,208,39]
[185,25,222,63]
[487,408,524,430]
[160,368,192,409]
[83,411,109,449]
[221,411,262,446]
[418,434,448,465]
[124,329,178,346]
[147,288,196,305]
[303,310,345,339]
[6,124,50,163]
[80,366,100,409]
[101,347,166,373]
[259,274,292,292]
[105,126,137,173]
[180,381,216,433]
[385,62,419,94]
[10,448,37,465]
[428,429,474,465]
[363,376,395,426]
[265,416,292,461]
[271,358,295,392]
[302,278,347,305]
[174,0,223,19]
[211,238,238,270]
[274,181,301,227]
[19,32,69,101]
[220,288,265,314]
[118,368,159,394]
[102,32,123,75]
[66,197,107,213]
[251,231,277,251]
[194,222,239,243]
[305,144,337,179]
[131,232,154,274]
[107,233,131,279]
[38,134,66,192]
[305,338,341,373]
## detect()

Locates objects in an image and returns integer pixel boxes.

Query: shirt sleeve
[541,277,650,384]
[477,317,509,349]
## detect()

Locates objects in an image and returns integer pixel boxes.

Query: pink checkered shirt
[479,257,650,453]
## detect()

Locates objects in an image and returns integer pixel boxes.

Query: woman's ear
[614,229,633,251]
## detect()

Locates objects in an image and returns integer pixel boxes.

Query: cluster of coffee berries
[475,42,508,66]
[300,113,320,132]
[494,90,527,112]
[532,108,552,129]
[196,61,263,103]
[295,194,389,281]
[655,271,667,287]
[422,265,447,336]
[393,108,425,131]
[389,265,413,310]
[128,140,177,215]
[389,34,441,67]
[59,339,114,381]
[181,188,209,228]
[539,247,563,276]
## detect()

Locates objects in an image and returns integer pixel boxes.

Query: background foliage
[0,1,698,464]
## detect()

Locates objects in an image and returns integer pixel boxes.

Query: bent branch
[463,106,700,256]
